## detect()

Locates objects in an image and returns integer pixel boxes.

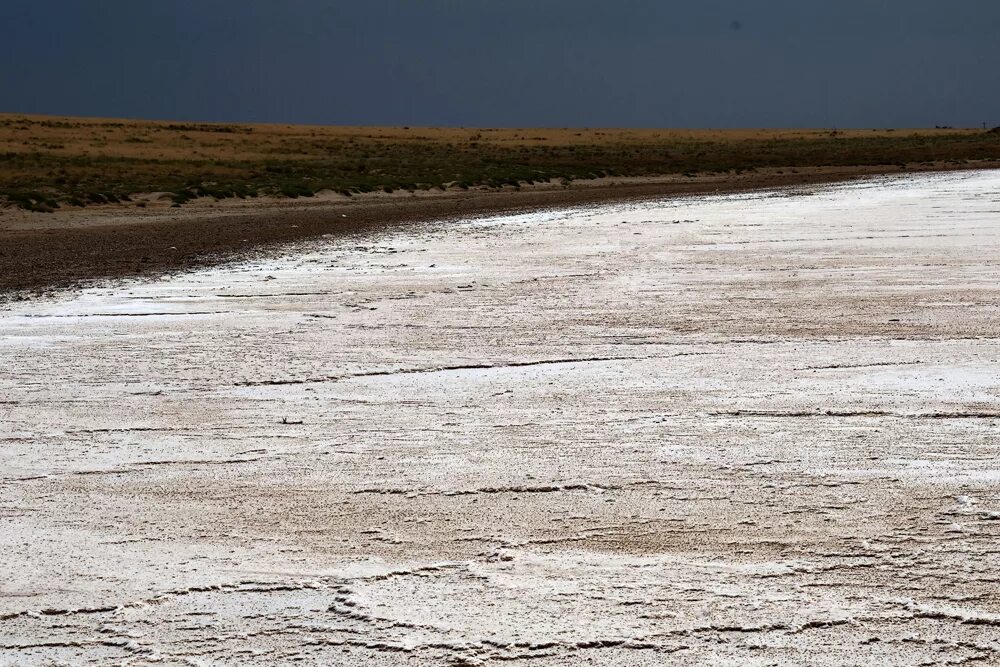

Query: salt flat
[2,171,999,665]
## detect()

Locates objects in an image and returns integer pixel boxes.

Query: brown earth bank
[3,161,999,299]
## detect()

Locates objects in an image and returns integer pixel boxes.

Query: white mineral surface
[2,171,999,664]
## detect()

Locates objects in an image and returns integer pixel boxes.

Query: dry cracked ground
[2,171,1000,665]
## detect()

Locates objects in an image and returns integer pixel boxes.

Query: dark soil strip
[1,164,994,300]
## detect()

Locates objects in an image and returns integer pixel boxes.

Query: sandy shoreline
[3,160,998,298]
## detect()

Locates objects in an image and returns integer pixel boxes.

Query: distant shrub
[164,123,249,134]
[278,183,314,198]
[170,189,198,205]
[7,191,59,212]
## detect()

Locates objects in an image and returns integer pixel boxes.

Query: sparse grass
[1,114,999,212]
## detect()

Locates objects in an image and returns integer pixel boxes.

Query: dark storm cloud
[1,0,997,127]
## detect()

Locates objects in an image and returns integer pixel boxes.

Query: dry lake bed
[2,170,1000,665]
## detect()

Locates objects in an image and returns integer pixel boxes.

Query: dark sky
[2,0,997,128]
